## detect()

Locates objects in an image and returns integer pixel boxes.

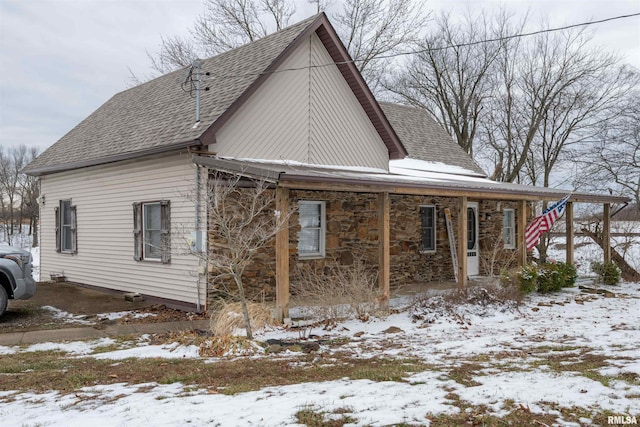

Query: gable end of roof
[200,13,408,160]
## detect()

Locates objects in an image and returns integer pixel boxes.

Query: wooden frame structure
[193,155,628,321]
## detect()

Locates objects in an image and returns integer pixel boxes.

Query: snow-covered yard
[1,226,638,426]
[1,282,639,426]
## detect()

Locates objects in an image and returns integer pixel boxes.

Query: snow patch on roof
[217,156,389,174]
[391,157,486,178]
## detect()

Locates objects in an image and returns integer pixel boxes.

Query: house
[24,14,628,317]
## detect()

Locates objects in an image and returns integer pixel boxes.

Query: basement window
[298,201,325,258]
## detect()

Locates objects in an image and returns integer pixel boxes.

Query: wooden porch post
[565,202,574,265]
[457,196,468,288]
[603,203,611,263]
[378,192,390,304]
[517,200,527,267]
[275,187,290,322]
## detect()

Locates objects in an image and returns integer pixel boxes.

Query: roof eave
[192,156,629,204]
[278,173,630,204]
[24,140,202,176]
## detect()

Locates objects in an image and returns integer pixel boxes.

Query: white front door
[467,202,480,276]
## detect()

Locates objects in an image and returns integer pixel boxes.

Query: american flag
[525,194,571,251]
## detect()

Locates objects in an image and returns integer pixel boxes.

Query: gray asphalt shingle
[24,15,319,174]
[380,102,486,176]
[25,15,485,179]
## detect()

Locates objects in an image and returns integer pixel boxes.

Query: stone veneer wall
[389,195,457,286]
[477,200,521,275]
[288,189,380,278]
[207,185,527,305]
[206,187,278,304]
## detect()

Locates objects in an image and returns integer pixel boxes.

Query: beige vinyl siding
[213,33,389,170]
[307,35,388,170]
[39,152,204,305]
[214,36,310,162]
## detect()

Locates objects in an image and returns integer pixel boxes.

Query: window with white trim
[133,200,171,263]
[420,205,436,252]
[503,209,515,249]
[298,201,325,258]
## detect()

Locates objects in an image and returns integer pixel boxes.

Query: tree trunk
[582,228,640,282]
[233,275,253,340]
[32,216,38,248]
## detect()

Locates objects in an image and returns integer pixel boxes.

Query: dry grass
[0,351,429,396]
[209,301,275,337]
[292,259,384,323]
[411,283,523,325]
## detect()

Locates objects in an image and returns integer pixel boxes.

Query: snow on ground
[96,311,158,321]
[1,279,638,426]
[1,231,639,426]
[41,306,94,325]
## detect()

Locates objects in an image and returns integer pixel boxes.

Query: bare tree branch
[384,9,510,155]
[201,172,293,339]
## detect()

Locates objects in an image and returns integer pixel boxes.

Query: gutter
[278,173,631,204]
[192,155,281,182]
[24,140,202,176]
[191,155,629,205]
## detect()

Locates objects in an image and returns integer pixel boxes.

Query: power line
[198,12,640,81]
[392,12,640,57]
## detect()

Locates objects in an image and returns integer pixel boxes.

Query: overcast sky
[1,0,639,154]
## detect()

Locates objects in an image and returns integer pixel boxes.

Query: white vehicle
[0,245,37,317]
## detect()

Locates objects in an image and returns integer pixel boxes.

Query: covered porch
[193,156,630,321]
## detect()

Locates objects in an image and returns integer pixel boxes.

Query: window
[133,200,171,263]
[55,200,77,254]
[420,205,436,252]
[467,207,477,251]
[144,203,162,259]
[298,201,325,258]
[503,209,515,249]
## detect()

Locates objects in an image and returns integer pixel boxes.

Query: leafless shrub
[201,172,293,339]
[210,301,275,337]
[199,335,261,357]
[411,283,523,326]
[481,229,519,277]
[292,259,384,325]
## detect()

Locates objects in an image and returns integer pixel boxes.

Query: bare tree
[575,88,640,209]
[484,25,623,184]
[20,148,40,247]
[385,10,510,155]
[203,172,291,339]
[332,0,426,91]
[0,145,28,245]
[149,0,295,74]
[145,0,426,92]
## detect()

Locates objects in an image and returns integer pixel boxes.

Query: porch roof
[193,155,630,204]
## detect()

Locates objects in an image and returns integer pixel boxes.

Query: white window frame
[298,200,326,259]
[143,202,162,261]
[419,205,437,253]
[503,208,516,249]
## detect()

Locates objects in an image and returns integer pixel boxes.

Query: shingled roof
[379,102,486,176]
[25,14,406,176]
[24,16,319,175]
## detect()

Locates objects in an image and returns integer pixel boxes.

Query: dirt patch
[1,281,206,333]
